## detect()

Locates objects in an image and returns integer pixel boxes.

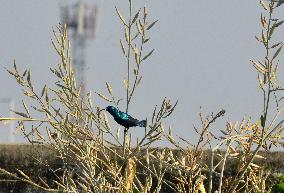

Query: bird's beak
[99,108,106,112]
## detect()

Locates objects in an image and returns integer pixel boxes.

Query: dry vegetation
[0,146,283,193]
[0,0,284,193]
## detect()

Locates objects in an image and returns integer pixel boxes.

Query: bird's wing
[117,111,130,120]
[118,111,139,123]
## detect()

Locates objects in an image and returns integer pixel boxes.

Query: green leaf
[272,44,283,61]
[41,85,47,98]
[142,49,155,61]
[147,20,158,30]
[56,83,68,90]
[269,20,284,39]
[143,38,150,43]
[260,115,265,128]
[27,70,32,87]
[131,9,141,25]
[13,60,18,73]
[45,89,49,105]
[22,70,27,77]
[50,68,62,78]
[274,20,284,28]
[276,0,284,7]
[13,111,29,118]
[120,39,126,56]
[271,42,282,49]
[132,187,140,193]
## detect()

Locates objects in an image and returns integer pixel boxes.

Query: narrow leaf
[274,20,284,28]
[251,60,267,74]
[220,130,228,135]
[276,0,284,7]
[136,76,142,86]
[13,111,29,118]
[21,100,30,117]
[143,6,148,19]
[124,28,130,44]
[272,44,283,61]
[147,20,158,30]
[22,70,27,77]
[136,20,143,34]
[27,70,32,87]
[106,82,113,95]
[261,30,267,45]
[131,9,141,25]
[56,83,68,90]
[261,13,267,28]
[143,38,150,43]
[96,92,112,102]
[120,39,126,56]
[115,7,127,26]
[13,60,17,72]
[271,42,282,49]
[41,85,47,98]
[142,49,154,61]
[269,21,284,39]
[134,69,138,75]
[260,0,268,10]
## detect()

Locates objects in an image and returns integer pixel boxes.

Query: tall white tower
[0,98,15,143]
[60,1,98,96]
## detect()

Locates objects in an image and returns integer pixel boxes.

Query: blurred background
[0,0,283,145]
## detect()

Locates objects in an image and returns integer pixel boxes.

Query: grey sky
[0,1,283,145]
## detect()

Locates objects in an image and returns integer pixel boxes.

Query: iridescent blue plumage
[105,106,147,129]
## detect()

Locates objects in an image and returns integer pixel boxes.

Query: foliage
[271,175,284,193]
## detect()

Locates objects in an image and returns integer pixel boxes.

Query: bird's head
[104,106,117,114]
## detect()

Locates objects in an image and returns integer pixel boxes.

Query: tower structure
[60,1,98,96]
[0,98,15,143]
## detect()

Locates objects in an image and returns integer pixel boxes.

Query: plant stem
[126,0,132,114]
[218,141,231,193]
[124,0,132,158]
[229,3,275,192]
[208,149,214,193]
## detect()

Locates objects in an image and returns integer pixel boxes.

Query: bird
[104,106,146,132]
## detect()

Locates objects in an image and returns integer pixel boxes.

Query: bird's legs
[124,127,129,133]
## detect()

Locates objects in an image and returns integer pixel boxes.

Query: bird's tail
[137,119,147,127]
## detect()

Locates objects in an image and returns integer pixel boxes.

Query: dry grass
[0,145,283,192]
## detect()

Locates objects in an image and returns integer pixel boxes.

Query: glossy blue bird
[104,106,146,131]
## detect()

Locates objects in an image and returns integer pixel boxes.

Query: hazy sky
[0,1,283,145]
